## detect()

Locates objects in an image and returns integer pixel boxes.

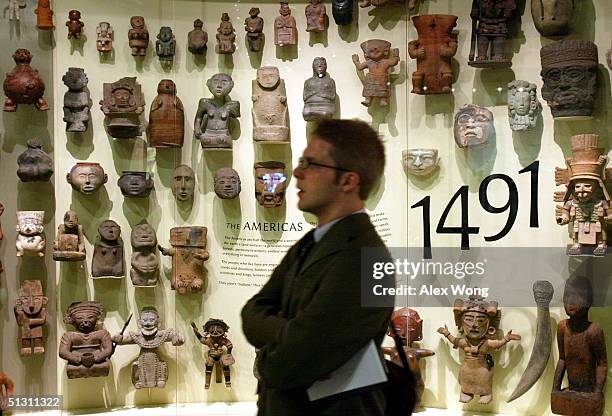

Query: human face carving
[171,165,195,202]
[574,179,598,203]
[255,163,287,207]
[403,149,439,176]
[118,172,153,197]
[72,310,99,334]
[67,163,108,195]
[461,311,489,340]
[313,58,327,77]
[131,223,157,248]
[138,310,159,336]
[98,220,120,242]
[257,67,280,89]
[207,74,234,99]
[541,66,596,115]
[454,105,493,148]
[214,168,241,199]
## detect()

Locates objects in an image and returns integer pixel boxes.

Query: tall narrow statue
[147,79,184,148]
[531,0,574,37]
[216,13,236,54]
[3,48,48,112]
[352,39,400,107]
[305,0,327,33]
[53,210,86,261]
[252,67,289,142]
[468,0,517,68]
[188,19,207,55]
[96,22,113,52]
[62,67,90,133]
[332,0,353,25]
[507,80,540,131]
[128,16,149,56]
[303,57,336,121]
[92,220,124,278]
[274,2,297,46]
[159,227,209,294]
[130,221,159,287]
[192,319,234,389]
[14,280,47,356]
[100,77,145,138]
[244,8,265,52]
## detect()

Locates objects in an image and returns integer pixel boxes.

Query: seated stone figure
[53,210,86,261]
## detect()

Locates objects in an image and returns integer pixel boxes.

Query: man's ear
[340,171,360,193]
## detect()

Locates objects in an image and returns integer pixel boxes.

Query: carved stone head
[389,308,423,343]
[563,276,592,318]
[98,220,120,242]
[207,73,234,99]
[453,104,494,148]
[137,306,160,336]
[171,165,195,202]
[157,26,173,43]
[360,39,391,62]
[214,167,241,199]
[279,2,291,16]
[16,280,47,316]
[67,163,108,195]
[203,318,229,339]
[254,162,287,207]
[130,16,145,29]
[157,79,176,94]
[118,171,154,198]
[312,57,327,77]
[453,295,500,341]
[508,80,540,131]
[63,210,79,230]
[257,66,280,89]
[402,149,439,176]
[533,280,554,307]
[63,301,104,334]
[531,0,573,37]
[62,67,88,91]
[249,7,260,17]
[131,222,157,249]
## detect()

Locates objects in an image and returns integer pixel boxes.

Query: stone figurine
[188,19,208,55]
[35,0,54,30]
[216,13,236,54]
[130,222,159,287]
[508,80,540,131]
[16,211,45,257]
[59,301,113,378]
[192,319,234,389]
[53,210,85,261]
[3,48,49,112]
[194,73,240,149]
[156,26,175,64]
[100,77,145,138]
[62,67,90,132]
[17,138,53,182]
[67,162,107,195]
[468,0,517,68]
[305,0,327,33]
[274,2,297,46]
[402,149,440,177]
[541,40,598,118]
[128,16,149,56]
[254,162,287,208]
[303,57,336,121]
[454,104,494,148]
[96,22,113,52]
[245,8,265,52]
[551,276,607,416]
[438,295,521,404]
[66,9,83,39]
[171,165,195,203]
[0,373,14,411]
[118,171,154,198]
[159,227,209,294]
[214,167,241,200]
[147,79,184,148]
[352,39,400,107]
[112,307,184,389]
[531,0,574,37]
[409,14,458,95]
[7,0,23,20]
[252,66,289,142]
[332,0,353,26]
[14,280,47,356]
[92,220,124,278]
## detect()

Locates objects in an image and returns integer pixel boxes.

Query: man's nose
[293,166,304,179]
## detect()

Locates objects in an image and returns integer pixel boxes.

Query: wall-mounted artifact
[453,104,493,148]
[303,57,336,121]
[468,0,517,68]
[188,19,207,55]
[216,13,236,54]
[332,0,353,25]
[254,162,287,208]
[17,138,53,182]
[35,0,54,29]
[214,167,241,199]
[252,66,289,142]
[438,295,521,404]
[112,307,184,389]
[128,16,149,56]
[16,211,45,257]
[59,301,113,378]
[555,134,610,257]
[96,22,113,52]
[360,0,416,8]
[159,227,209,294]
[171,165,195,202]
[541,40,598,118]
[155,26,175,64]
[353,39,400,107]
[67,162,107,195]
[409,14,458,95]
[0,372,14,411]
[3,48,49,112]
[100,77,145,138]
[14,280,47,356]
[118,171,154,198]
[62,67,90,132]
[7,0,23,20]
[305,0,327,33]
[531,0,573,37]
[66,9,83,39]
[192,319,234,388]
[507,80,540,131]
[53,210,85,261]
[130,221,159,287]
[274,2,297,46]
[402,149,440,177]
[244,8,264,52]
[551,276,607,416]
[92,220,124,278]
[147,79,184,148]
[0,203,4,273]
[194,73,240,149]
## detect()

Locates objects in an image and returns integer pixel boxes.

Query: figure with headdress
[159,226,209,294]
[14,280,47,356]
[191,318,234,389]
[352,39,400,107]
[100,77,145,139]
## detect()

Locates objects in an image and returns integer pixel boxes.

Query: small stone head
[17,280,47,316]
[63,301,104,334]
[17,211,44,236]
[130,16,145,29]
[533,280,554,307]
[453,104,494,148]
[157,79,176,95]
[257,66,280,89]
[508,80,540,131]
[68,10,81,21]
[220,13,232,34]
[118,171,154,198]
[171,165,195,202]
[13,48,33,65]
[360,39,391,62]
[279,2,291,16]
[453,295,499,341]
[203,318,229,338]
[66,163,108,195]
[62,68,88,91]
[402,149,439,176]
[138,306,160,336]
[563,276,592,319]
[207,73,234,99]
[131,222,157,249]
[98,220,120,242]
[157,26,174,42]
[389,308,423,344]
[312,57,327,77]
[193,18,203,29]
[214,167,241,199]
[249,7,260,17]
[254,162,287,207]
[63,210,79,230]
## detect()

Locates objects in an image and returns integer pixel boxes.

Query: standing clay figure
[541,40,598,118]
[252,67,289,142]
[274,2,297,46]
[332,0,353,25]
[192,319,234,389]
[454,104,494,148]
[112,307,184,389]
[67,162,108,195]
[159,227,209,294]
[155,27,175,64]
[409,15,458,95]
[352,39,400,107]
[468,0,517,68]
[62,67,90,132]
[216,13,236,54]
[100,77,145,138]
[254,162,287,207]
[16,211,46,257]
[118,171,154,198]
[14,280,47,356]
[96,22,113,52]
[53,210,85,261]
[551,276,607,416]
[171,165,195,203]
[92,220,124,278]
[555,134,611,257]
[59,301,113,378]
[508,80,540,131]
[147,79,184,148]
[303,57,336,121]
[130,221,159,287]
[214,167,241,200]
[306,0,327,33]
[438,295,521,404]
[531,0,574,37]
[17,138,53,182]
[35,0,54,29]
[3,48,49,112]
[188,19,208,55]
[403,149,440,177]
[128,16,149,56]
[0,372,14,411]
[244,8,265,52]
[194,73,240,149]
[66,10,84,39]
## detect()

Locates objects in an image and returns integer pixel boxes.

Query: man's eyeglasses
[297,157,353,172]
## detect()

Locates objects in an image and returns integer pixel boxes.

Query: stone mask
[508,80,540,131]
[402,149,440,176]
[453,104,494,148]
[171,165,195,202]
[254,162,287,207]
[118,171,154,198]
[214,167,241,199]
[257,67,280,89]
[67,163,108,195]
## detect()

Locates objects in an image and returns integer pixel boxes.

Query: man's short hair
[311,118,385,200]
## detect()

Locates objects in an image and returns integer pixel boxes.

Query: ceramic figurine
[96,22,113,52]
[531,0,573,37]
[171,165,195,202]
[194,73,240,149]
[402,149,440,177]
[305,0,327,33]
[409,14,458,95]
[551,276,607,416]
[254,162,287,208]
[66,10,83,39]
[303,57,336,121]
[17,138,53,182]
[16,211,45,257]
[188,19,208,55]
[147,79,184,148]
[14,280,47,356]
[216,13,236,54]
[438,295,521,404]
[192,319,234,388]
[7,0,22,20]
[468,0,517,68]
[92,220,124,278]
[3,48,49,112]
[130,221,159,287]
[244,8,265,53]
[100,77,145,138]
[541,40,598,118]
[252,67,289,142]
[0,373,14,411]
[67,162,107,195]
[159,227,209,294]
[274,2,297,46]
[332,0,353,25]
[155,26,175,64]
[214,168,241,199]
[62,67,90,132]
[118,171,154,198]
[112,307,184,389]
[453,104,494,148]
[59,301,113,378]
[128,16,149,56]
[35,0,54,29]
[352,39,400,107]
[507,80,540,131]
[53,210,85,261]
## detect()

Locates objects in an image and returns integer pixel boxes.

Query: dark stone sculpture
[159,227,209,294]
[352,39,400,107]
[244,8,265,52]
[67,162,107,195]
[254,162,287,207]
[274,2,297,46]
[0,373,14,411]
[171,165,195,202]
[66,9,84,39]
[531,0,573,37]
[468,0,517,68]
[454,104,494,148]
[192,319,234,388]
[303,57,336,121]
[216,13,236,54]
[332,0,353,25]
[130,222,159,287]
[16,211,46,257]
[96,22,113,52]
[508,80,540,131]
[17,138,53,182]
[35,0,54,30]
[92,220,124,278]
[63,67,90,132]
[147,79,184,148]
[252,67,289,142]
[214,167,241,199]
[128,16,149,57]
[14,280,47,356]
[155,26,175,64]
[188,19,208,55]
[306,0,327,33]
[118,171,154,198]
[3,48,49,112]
[100,77,145,138]
[53,210,86,261]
